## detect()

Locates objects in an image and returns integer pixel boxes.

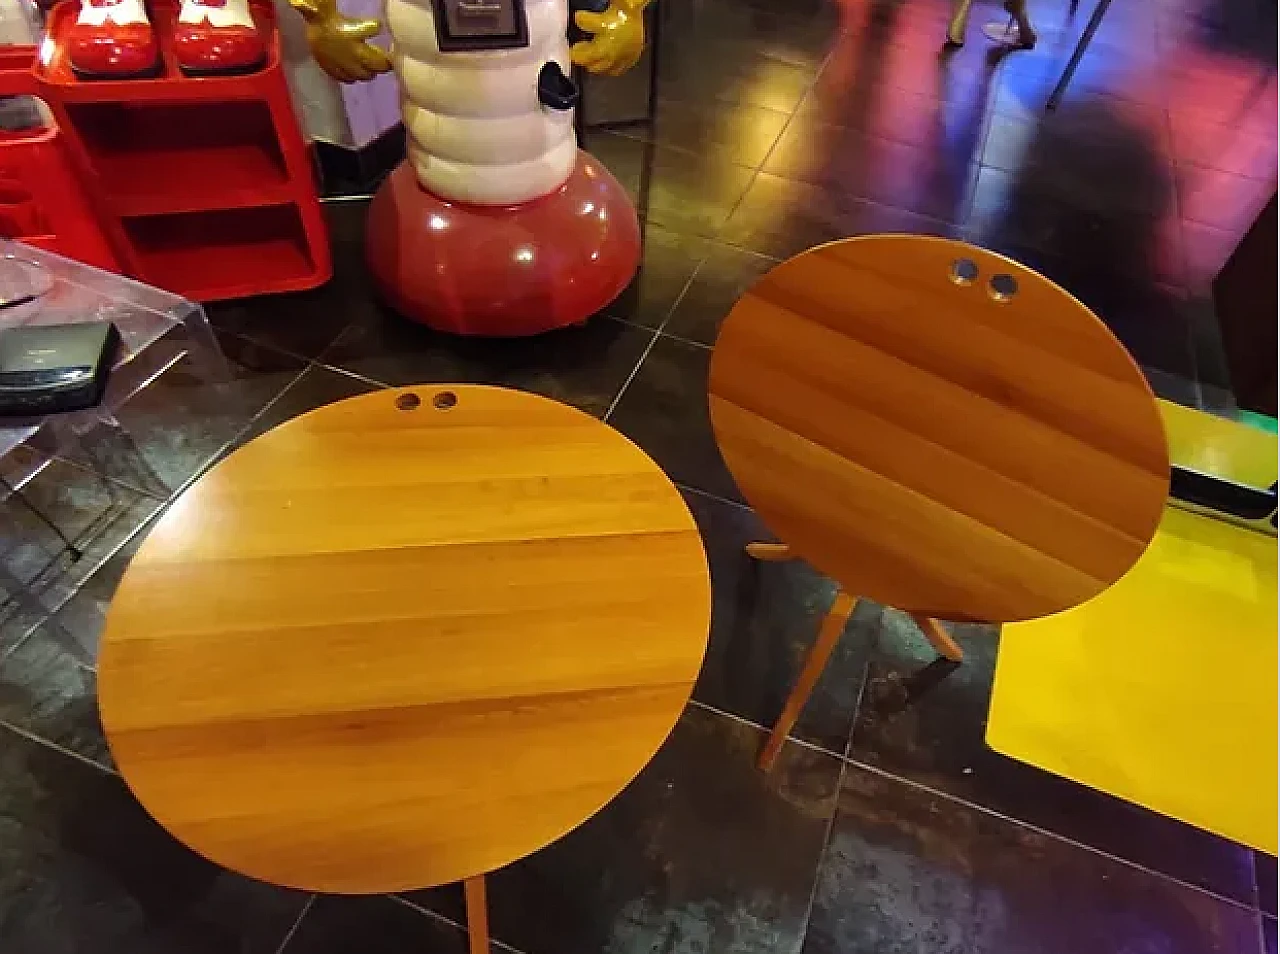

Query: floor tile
[656,43,817,114]
[684,489,877,755]
[662,242,778,346]
[37,499,168,667]
[0,460,163,653]
[964,231,1197,379]
[584,132,759,238]
[0,627,106,768]
[207,201,375,361]
[721,173,957,261]
[67,330,307,497]
[1181,219,1240,290]
[655,0,839,71]
[989,65,1162,124]
[1001,40,1168,107]
[1175,165,1274,234]
[764,116,978,223]
[1169,114,1278,181]
[235,365,384,447]
[605,223,713,331]
[845,615,1260,904]
[1164,47,1278,129]
[321,311,654,419]
[981,103,1173,208]
[801,762,1265,954]
[613,98,793,169]
[0,725,308,953]
[966,169,1194,374]
[811,18,998,104]
[279,897,468,954]
[973,100,1176,221]
[799,74,989,152]
[605,334,741,502]
[407,705,844,954]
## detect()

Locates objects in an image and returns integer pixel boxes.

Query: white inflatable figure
[389,0,584,205]
[291,0,648,335]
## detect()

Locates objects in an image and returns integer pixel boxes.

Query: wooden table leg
[909,614,965,663]
[464,875,489,954]
[759,590,858,771]
[745,542,794,561]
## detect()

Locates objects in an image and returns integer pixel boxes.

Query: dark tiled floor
[1,0,1274,950]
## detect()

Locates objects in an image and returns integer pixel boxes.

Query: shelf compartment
[35,0,280,103]
[122,204,320,301]
[65,100,292,216]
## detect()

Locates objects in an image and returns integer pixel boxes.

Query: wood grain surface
[708,236,1170,623]
[97,385,711,894]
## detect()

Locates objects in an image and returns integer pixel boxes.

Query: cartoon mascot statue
[292,0,649,335]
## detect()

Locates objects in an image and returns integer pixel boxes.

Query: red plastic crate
[0,0,331,302]
[0,46,118,268]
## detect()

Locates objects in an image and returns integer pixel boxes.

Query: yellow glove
[570,0,650,77]
[290,0,392,83]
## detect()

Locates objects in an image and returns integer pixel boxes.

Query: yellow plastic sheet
[1159,400,1277,488]
[990,403,1277,853]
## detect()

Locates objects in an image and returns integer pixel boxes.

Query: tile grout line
[790,615,879,952]
[844,755,1267,915]
[391,893,532,954]
[1155,89,1206,410]
[601,322,664,423]
[602,42,829,431]
[223,362,314,449]
[0,491,167,669]
[602,219,716,422]
[304,360,393,392]
[792,752,846,954]
[270,893,316,954]
[0,719,118,776]
[673,480,753,513]
[687,697,847,762]
[709,45,840,242]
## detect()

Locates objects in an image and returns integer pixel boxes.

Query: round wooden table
[708,235,1170,768]
[97,384,711,950]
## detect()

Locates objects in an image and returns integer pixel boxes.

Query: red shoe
[67,0,159,78]
[173,0,265,75]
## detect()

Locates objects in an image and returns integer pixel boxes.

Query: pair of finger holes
[949,258,1018,302]
[395,391,457,411]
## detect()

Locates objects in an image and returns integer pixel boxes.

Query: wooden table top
[709,235,1170,623]
[97,385,711,894]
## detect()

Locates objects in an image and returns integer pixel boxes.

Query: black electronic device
[0,322,119,416]
[431,0,529,51]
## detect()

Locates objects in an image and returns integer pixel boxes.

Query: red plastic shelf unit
[0,47,118,269]
[21,0,331,301]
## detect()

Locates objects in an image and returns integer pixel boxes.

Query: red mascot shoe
[67,0,159,78]
[173,0,266,75]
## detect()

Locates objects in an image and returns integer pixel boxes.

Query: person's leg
[946,0,974,45]
[1003,0,1038,48]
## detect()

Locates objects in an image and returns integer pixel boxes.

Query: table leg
[759,590,858,771]
[909,614,965,663]
[745,542,794,562]
[464,875,489,954]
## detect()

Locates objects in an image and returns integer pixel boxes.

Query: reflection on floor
[1,0,1276,951]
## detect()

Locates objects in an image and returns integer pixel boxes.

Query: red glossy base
[365,153,641,336]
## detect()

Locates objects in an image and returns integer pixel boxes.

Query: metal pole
[1047,0,1113,110]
